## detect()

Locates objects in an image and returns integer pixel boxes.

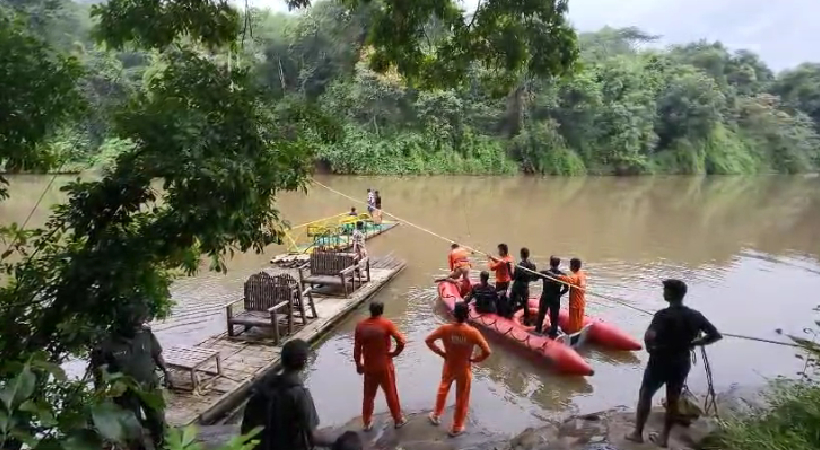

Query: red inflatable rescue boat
[437,281,594,377]
[522,299,643,352]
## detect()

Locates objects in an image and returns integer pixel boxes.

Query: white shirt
[352,229,366,253]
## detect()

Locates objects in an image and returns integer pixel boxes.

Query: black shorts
[640,357,691,399]
[495,281,509,292]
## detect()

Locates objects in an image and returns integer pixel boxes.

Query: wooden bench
[298,250,370,298]
[225,272,315,344]
[164,345,221,393]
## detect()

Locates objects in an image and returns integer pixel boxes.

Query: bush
[704,381,820,450]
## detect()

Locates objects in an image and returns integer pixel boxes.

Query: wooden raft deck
[163,254,406,426]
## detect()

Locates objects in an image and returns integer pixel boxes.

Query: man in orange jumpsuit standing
[552,257,587,334]
[488,243,514,293]
[425,302,492,437]
[354,301,408,431]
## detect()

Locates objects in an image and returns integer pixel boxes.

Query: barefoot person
[426,302,491,437]
[550,258,586,334]
[625,279,722,447]
[354,301,408,431]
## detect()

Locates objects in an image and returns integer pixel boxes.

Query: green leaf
[18,400,38,413]
[10,428,37,448]
[0,409,9,434]
[30,359,67,382]
[91,402,125,442]
[0,364,37,409]
[135,386,165,410]
[182,424,198,447]
[109,380,128,397]
[63,429,104,450]
[33,437,64,450]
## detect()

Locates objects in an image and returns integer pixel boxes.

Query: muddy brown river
[3,175,820,435]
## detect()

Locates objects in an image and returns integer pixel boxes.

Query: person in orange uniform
[425,302,492,437]
[353,301,408,431]
[488,243,514,293]
[551,258,587,334]
[439,243,472,296]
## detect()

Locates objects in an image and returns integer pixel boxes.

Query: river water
[3,175,820,435]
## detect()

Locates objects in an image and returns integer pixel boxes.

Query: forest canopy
[3,0,820,176]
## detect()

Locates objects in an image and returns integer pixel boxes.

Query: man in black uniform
[509,247,536,324]
[91,310,169,450]
[464,271,498,314]
[625,279,722,448]
[535,256,569,337]
[242,339,334,450]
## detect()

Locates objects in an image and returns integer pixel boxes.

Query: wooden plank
[166,346,219,370]
[302,274,347,285]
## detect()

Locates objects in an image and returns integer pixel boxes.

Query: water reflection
[3,175,820,433]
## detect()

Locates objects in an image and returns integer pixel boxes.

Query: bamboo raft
[161,254,406,426]
[274,212,400,259]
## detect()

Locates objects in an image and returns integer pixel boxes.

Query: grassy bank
[704,381,820,450]
[705,328,820,450]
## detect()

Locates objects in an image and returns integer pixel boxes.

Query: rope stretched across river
[311,181,802,349]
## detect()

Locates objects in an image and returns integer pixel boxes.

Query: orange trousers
[566,300,585,334]
[433,367,472,432]
[363,366,402,424]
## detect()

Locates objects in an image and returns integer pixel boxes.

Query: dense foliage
[1,0,579,448]
[4,1,820,176]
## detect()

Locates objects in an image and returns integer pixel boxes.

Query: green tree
[0,11,84,193]
[771,63,820,129]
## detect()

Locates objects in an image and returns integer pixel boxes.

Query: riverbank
[195,405,720,450]
[195,387,769,450]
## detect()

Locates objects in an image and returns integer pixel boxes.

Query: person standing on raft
[510,247,537,325]
[626,279,722,448]
[354,301,408,431]
[437,243,472,295]
[373,191,383,224]
[550,257,587,334]
[352,221,367,260]
[426,302,491,437]
[366,188,375,216]
[535,256,569,337]
[488,243,514,293]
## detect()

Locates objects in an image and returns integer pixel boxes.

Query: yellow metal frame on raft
[279,212,380,254]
